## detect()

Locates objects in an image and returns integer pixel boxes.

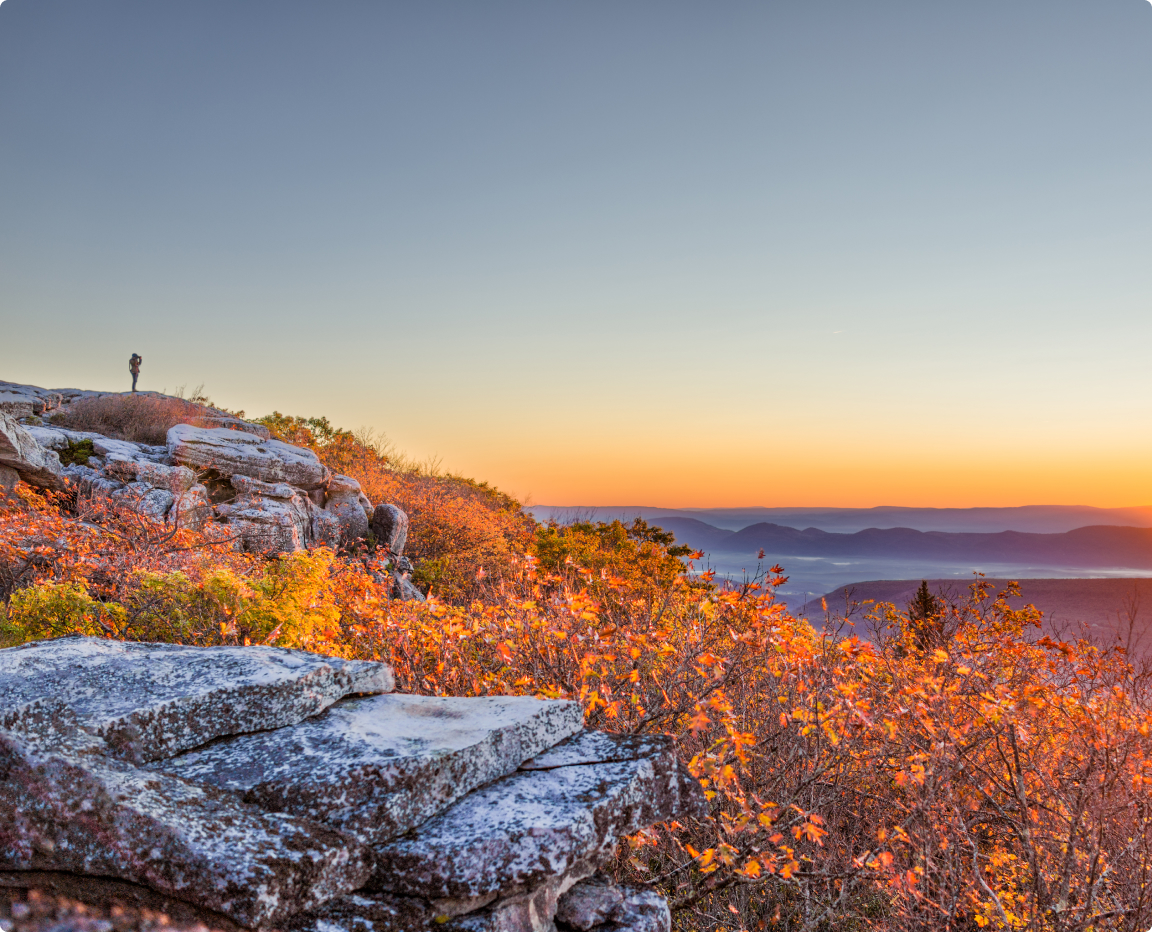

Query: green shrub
[58,439,95,466]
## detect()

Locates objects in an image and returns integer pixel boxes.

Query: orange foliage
[3,482,1152,931]
[255,412,535,601]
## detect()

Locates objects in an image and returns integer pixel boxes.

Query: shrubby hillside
[3,395,1152,931]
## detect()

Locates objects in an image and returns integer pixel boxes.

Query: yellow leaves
[932,649,949,664]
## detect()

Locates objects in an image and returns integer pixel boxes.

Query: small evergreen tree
[907,580,943,652]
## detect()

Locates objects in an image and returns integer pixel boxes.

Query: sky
[1,0,1150,508]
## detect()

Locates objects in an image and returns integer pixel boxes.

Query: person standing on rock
[129,353,142,392]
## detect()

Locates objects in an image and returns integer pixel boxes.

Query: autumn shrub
[49,393,211,445]
[256,411,535,601]
[4,480,1152,930]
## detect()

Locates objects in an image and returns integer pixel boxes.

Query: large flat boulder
[155,694,585,845]
[0,730,372,929]
[366,732,701,901]
[0,637,392,763]
[0,414,63,489]
[167,425,330,490]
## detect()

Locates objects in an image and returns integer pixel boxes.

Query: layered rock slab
[156,694,585,844]
[0,414,62,489]
[291,878,671,932]
[0,637,392,763]
[367,732,703,901]
[167,425,330,491]
[0,731,371,930]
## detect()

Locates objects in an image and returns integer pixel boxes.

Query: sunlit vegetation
[3,419,1152,931]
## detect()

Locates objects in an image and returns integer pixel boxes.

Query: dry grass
[49,393,209,446]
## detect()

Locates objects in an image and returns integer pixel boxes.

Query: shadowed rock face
[0,731,374,929]
[0,639,694,932]
[154,694,585,844]
[370,504,408,557]
[0,414,63,489]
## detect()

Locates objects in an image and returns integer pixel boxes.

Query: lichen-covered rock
[0,414,62,489]
[168,425,329,490]
[0,464,19,496]
[370,504,408,557]
[231,475,298,499]
[554,877,624,930]
[287,892,432,932]
[554,878,669,932]
[366,732,693,901]
[0,637,393,764]
[0,731,373,929]
[392,573,425,603]
[325,476,370,545]
[217,493,314,554]
[0,383,63,418]
[311,506,344,549]
[155,694,584,845]
[136,462,198,493]
[112,482,175,521]
[169,483,212,529]
[448,880,569,932]
[292,883,573,932]
[589,888,670,932]
[198,416,271,440]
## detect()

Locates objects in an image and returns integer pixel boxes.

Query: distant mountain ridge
[651,517,1152,571]
[800,578,1152,656]
[531,504,1152,534]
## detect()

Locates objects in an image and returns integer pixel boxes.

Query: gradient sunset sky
[1,1,1150,508]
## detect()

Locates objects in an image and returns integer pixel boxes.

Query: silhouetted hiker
[129,353,142,392]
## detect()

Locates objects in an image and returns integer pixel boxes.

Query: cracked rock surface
[155,694,584,844]
[367,732,702,901]
[0,638,693,932]
[0,637,392,763]
[0,731,373,929]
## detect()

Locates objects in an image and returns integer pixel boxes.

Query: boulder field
[0,637,703,932]
[0,381,420,599]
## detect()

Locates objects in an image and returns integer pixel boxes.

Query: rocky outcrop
[0,638,702,932]
[370,504,408,557]
[167,425,330,491]
[0,414,63,490]
[326,475,371,545]
[0,383,416,579]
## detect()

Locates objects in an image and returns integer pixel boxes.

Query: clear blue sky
[1,1,1150,506]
